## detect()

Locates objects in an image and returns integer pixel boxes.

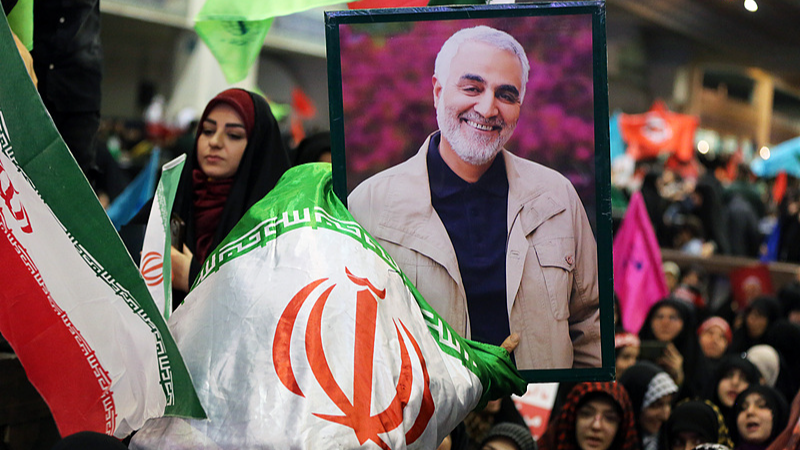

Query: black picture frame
[325,2,614,383]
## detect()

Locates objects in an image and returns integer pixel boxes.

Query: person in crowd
[168,88,291,301]
[538,382,639,450]
[641,168,670,247]
[619,361,679,450]
[693,155,732,255]
[730,297,782,355]
[122,88,291,309]
[763,321,800,404]
[707,355,763,431]
[663,400,734,450]
[745,345,781,388]
[479,423,537,450]
[673,265,710,313]
[465,397,529,449]
[723,164,766,219]
[347,25,600,370]
[765,386,800,450]
[639,298,710,400]
[616,331,641,378]
[776,282,800,325]
[292,131,332,165]
[725,191,763,258]
[673,214,714,257]
[730,385,789,450]
[698,316,733,374]
[663,262,682,293]
[775,186,800,263]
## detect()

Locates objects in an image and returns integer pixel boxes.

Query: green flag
[6,0,33,50]
[194,0,351,83]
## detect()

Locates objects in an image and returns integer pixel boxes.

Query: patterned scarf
[539,382,641,450]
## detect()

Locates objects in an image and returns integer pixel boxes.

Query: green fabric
[6,0,32,50]
[194,0,351,83]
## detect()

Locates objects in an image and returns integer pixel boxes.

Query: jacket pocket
[533,237,575,320]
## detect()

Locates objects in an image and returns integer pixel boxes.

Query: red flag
[613,192,670,334]
[348,0,427,8]
[729,265,774,311]
[291,86,316,119]
[619,100,699,162]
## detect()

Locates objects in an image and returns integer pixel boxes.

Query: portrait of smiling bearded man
[348,25,601,371]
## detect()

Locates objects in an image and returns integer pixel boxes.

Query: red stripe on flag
[0,221,116,436]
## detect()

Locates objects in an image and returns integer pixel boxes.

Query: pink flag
[613,192,669,334]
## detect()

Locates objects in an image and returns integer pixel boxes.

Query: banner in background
[512,383,559,440]
[619,100,699,163]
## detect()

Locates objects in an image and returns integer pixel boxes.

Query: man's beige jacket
[348,134,601,370]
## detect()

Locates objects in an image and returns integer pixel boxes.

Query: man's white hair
[434,25,530,101]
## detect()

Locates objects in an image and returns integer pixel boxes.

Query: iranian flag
[130,164,526,449]
[140,154,186,320]
[0,11,204,438]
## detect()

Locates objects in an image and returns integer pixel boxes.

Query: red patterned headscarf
[539,382,641,450]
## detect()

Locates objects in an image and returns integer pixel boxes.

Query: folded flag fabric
[140,154,186,320]
[0,12,204,438]
[130,163,526,449]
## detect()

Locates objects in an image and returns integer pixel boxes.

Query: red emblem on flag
[273,268,434,448]
[140,251,163,287]
[0,159,32,234]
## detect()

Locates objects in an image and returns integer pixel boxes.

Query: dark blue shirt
[427,133,510,347]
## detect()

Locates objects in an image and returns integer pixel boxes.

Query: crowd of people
[615,152,799,264]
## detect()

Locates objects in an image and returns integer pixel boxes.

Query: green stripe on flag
[157,155,186,320]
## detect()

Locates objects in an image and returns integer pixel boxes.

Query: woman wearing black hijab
[169,88,290,304]
[729,297,783,355]
[639,298,710,401]
[663,399,734,450]
[730,385,789,450]
[706,355,763,433]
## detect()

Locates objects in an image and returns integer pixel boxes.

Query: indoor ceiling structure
[607,0,800,87]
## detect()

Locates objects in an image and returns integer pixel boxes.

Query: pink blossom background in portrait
[338,14,598,226]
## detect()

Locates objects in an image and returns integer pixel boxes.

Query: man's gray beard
[436,103,515,166]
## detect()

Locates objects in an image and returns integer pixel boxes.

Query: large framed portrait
[325,2,614,383]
